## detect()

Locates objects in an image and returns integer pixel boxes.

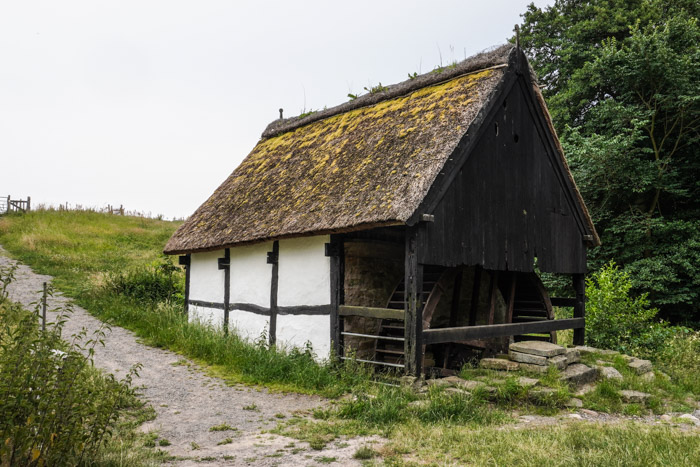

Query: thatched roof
[165,45,598,254]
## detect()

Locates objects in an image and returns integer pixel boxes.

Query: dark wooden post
[573,273,585,345]
[468,265,482,326]
[268,241,279,346]
[404,225,424,376]
[41,282,47,331]
[179,255,191,314]
[218,249,231,335]
[327,235,344,359]
[27,196,31,212]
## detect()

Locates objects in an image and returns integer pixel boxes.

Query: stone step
[510,340,565,357]
[559,363,597,386]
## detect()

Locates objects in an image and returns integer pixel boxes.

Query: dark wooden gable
[416,60,588,274]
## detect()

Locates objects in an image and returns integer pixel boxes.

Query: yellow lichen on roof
[165,66,506,253]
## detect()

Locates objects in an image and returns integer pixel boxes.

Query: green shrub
[585,262,670,356]
[656,330,700,394]
[0,275,139,466]
[104,255,184,304]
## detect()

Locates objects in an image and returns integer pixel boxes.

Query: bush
[0,274,139,466]
[585,261,671,356]
[656,330,700,394]
[104,255,184,304]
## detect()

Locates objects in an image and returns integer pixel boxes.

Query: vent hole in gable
[513,133,519,143]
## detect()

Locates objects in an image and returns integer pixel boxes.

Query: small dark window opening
[502,99,507,109]
[494,122,499,135]
[513,133,519,143]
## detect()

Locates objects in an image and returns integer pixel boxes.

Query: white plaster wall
[277,314,331,360]
[278,235,331,307]
[229,242,273,306]
[189,250,225,303]
[229,310,269,342]
[189,304,224,328]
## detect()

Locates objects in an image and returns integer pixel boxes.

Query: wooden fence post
[573,274,585,346]
[404,225,424,376]
[27,196,31,212]
[42,282,47,331]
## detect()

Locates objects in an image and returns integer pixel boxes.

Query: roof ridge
[261,44,516,140]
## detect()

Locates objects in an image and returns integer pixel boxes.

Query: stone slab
[480,358,519,371]
[509,351,548,366]
[628,359,653,375]
[559,363,597,386]
[548,354,568,370]
[510,341,565,357]
[518,377,540,388]
[565,348,580,365]
[599,366,623,381]
[620,390,651,403]
[565,398,583,408]
[519,362,550,374]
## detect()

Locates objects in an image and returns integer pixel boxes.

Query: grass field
[1,209,698,466]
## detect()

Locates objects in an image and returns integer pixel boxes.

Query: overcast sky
[0,0,550,219]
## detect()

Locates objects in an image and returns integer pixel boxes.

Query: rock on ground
[510,341,565,357]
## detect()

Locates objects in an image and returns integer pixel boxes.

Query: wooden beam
[468,265,482,326]
[328,234,344,358]
[487,271,499,325]
[506,272,517,324]
[423,318,585,345]
[339,305,404,321]
[442,267,464,368]
[268,241,279,346]
[183,254,191,315]
[404,225,423,375]
[573,274,585,345]
[222,248,230,335]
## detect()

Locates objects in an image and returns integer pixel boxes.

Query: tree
[519,1,700,324]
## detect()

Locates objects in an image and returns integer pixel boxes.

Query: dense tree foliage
[519,0,700,324]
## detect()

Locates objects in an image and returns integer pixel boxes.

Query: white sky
[0,0,550,219]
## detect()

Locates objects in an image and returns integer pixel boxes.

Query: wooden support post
[487,271,499,325]
[179,254,191,314]
[506,272,517,324]
[27,196,31,212]
[268,241,279,346]
[468,265,482,326]
[219,249,231,336]
[442,267,464,368]
[327,235,344,359]
[404,226,424,376]
[42,282,47,332]
[573,273,585,345]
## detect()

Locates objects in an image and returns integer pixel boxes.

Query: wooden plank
[423,318,585,345]
[269,241,279,345]
[404,225,423,375]
[573,274,585,345]
[339,305,404,321]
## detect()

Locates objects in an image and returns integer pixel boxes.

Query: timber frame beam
[423,318,585,345]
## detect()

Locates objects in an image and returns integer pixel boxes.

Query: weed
[243,403,259,411]
[209,423,236,432]
[315,455,337,463]
[217,438,233,445]
[190,442,200,450]
[159,438,171,446]
[353,445,377,460]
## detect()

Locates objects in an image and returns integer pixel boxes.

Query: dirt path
[0,248,378,466]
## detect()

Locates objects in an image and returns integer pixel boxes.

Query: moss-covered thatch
[165,45,597,254]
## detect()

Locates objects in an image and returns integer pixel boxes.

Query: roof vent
[279,108,284,119]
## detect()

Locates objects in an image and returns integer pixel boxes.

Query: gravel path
[0,247,378,466]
